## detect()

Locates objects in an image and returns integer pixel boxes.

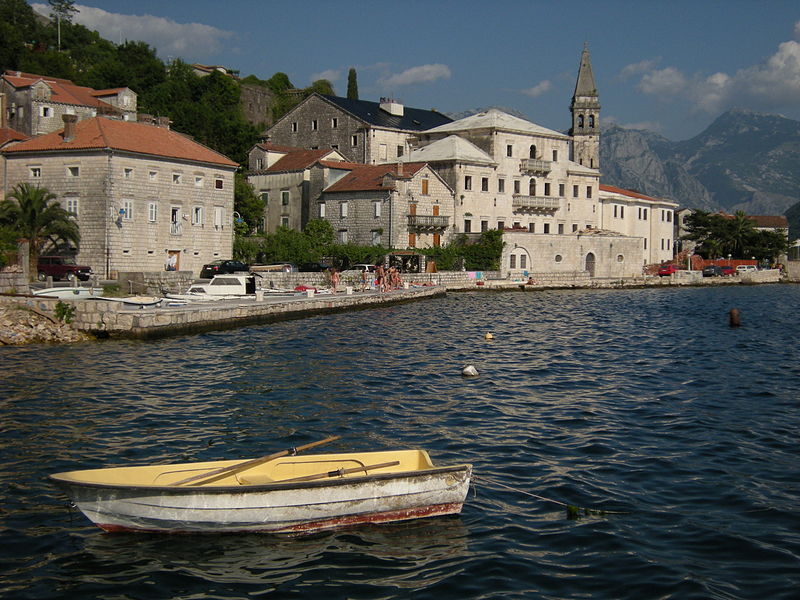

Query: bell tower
[570,43,601,169]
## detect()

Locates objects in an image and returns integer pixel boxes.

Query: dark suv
[199,259,250,278]
[37,256,92,282]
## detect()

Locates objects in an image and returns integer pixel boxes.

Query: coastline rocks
[0,304,92,345]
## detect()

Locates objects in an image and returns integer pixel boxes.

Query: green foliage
[54,300,75,324]
[303,218,335,247]
[347,68,358,100]
[308,79,335,96]
[425,229,505,271]
[682,210,788,260]
[234,173,264,234]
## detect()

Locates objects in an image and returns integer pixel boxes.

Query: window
[341,201,348,218]
[291,122,298,132]
[281,190,290,206]
[65,196,79,216]
[372,230,382,245]
[481,177,489,192]
[148,202,157,222]
[67,166,79,177]
[331,144,338,150]
[481,220,488,232]
[214,206,225,229]
[558,223,564,234]
[194,175,204,187]
[331,118,338,128]
[573,185,579,198]
[586,186,592,199]
[506,144,513,157]
[520,255,527,269]
[544,223,550,234]
[514,180,520,194]
[215,177,224,190]
[281,216,290,227]
[553,149,558,161]
[121,199,133,220]
[380,144,387,160]
[544,182,551,196]
[644,239,647,249]
[497,220,505,230]
[572,224,578,232]
[123,168,133,179]
[421,178,429,195]
[559,184,565,197]
[529,145,537,159]
[40,106,51,117]
[351,135,358,146]
[498,178,505,193]
[667,211,672,222]
[464,175,472,191]
[373,201,381,218]
[620,206,625,218]
[339,229,348,243]
[192,206,203,225]
[555,254,563,262]
[397,145,404,158]
[464,220,472,233]
[528,223,535,233]
[260,191,269,205]
[173,173,182,185]
[311,119,318,131]
[529,179,536,196]
[30,167,41,178]
[319,202,326,218]
[510,255,516,269]
[149,170,157,181]
[408,233,416,248]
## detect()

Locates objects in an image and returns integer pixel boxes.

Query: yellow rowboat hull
[50,449,472,534]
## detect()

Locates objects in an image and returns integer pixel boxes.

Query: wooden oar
[171,435,340,486]
[275,460,400,483]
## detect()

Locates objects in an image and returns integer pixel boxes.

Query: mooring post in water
[729,308,741,327]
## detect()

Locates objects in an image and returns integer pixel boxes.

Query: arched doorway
[585,252,596,277]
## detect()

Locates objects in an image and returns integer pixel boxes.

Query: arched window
[589,115,595,128]
[529,179,536,196]
[578,114,585,128]
[529,145,537,159]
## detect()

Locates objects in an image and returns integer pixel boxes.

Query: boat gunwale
[49,463,472,494]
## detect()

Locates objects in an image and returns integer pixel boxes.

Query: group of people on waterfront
[328,265,404,293]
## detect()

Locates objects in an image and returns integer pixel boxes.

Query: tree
[0,183,80,278]
[682,210,788,261]
[347,68,358,100]
[48,0,78,51]
[234,172,264,233]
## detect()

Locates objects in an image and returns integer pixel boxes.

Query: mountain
[601,109,800,237]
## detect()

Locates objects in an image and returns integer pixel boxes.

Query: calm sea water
[1,285,799,599]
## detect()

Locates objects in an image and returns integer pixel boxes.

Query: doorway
[585,252,596,277]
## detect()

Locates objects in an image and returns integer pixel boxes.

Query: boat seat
[236,473,274,485]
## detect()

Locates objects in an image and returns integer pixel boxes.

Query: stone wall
[0,271,28,293]
[117,271,195,295]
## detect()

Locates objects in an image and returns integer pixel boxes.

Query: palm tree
[0,182,80,279]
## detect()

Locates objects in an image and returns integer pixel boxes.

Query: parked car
[720,265,735,276]
[199,259,249,278]
[298,262,329,272]
[702,265,723,277]
[658,264,681,276]
[736,264,757,273]
[37,255,92,282]
[349,264,377,274]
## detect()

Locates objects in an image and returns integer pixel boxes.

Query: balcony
[519,158,552,175]
[407,214,450,229]
[512,195,560,211]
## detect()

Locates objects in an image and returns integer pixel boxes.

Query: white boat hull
[52,466,471,534]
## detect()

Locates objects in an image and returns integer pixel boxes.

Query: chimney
[156,116,171,129]
[379,97,404,117]
[62,113,78,142]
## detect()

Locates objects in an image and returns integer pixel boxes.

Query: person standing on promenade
[330,268,340,293]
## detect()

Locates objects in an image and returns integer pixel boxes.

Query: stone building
[1,70,137,137]
[320,162,455,248]
[265,94,452,165]
[598,184,677,265]
[569,44,601,169]
[2,115,237,278]
[246,142,359,233]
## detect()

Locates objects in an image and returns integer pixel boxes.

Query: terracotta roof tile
[599,184,657,201]
[0,128,29,146]
[749,215,788,228]
[318,160,363,170]
[325,162,427,192]
[266,148,336,171]
[2,117,237,167]
[2,71,117,110]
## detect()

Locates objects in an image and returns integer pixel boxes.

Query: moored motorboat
[34,287,100,299]
[50,447,472,534]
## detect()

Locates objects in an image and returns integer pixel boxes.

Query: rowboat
[50,447,472,534]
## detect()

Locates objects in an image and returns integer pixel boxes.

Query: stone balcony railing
[512,195,560,211]
[519,158,552,175]
[408,214,450,229]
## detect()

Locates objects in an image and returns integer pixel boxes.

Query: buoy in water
[485,332,494,340]
[729,308,741,327]
[461,365,479,377]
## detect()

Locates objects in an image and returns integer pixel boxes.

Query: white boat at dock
[33,287,100,299]
[49,442,471,534]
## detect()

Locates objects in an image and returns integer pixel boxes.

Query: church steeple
[570,43,601,169]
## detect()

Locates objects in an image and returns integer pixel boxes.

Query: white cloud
[380,64,451,87]
[521,80,552,98]
[311,69,341,83]
[637,67,687,96]
[619,59,659,81]
[32,3,236,60]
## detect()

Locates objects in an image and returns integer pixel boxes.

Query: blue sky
[32,1,800,141]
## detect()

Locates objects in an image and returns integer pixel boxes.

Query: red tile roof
[325,162,427,192]
[599,184,657,201]
[0,128,29,146]
[2,117,238,167]
[2,71,120,110]
[318,159,363,170]
[749,215,788,228]
[266,148,337,171]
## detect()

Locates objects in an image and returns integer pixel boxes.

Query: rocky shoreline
[0,303,92,345]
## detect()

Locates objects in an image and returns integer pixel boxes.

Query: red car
[720,265,735,276]
[658,264,681,276]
